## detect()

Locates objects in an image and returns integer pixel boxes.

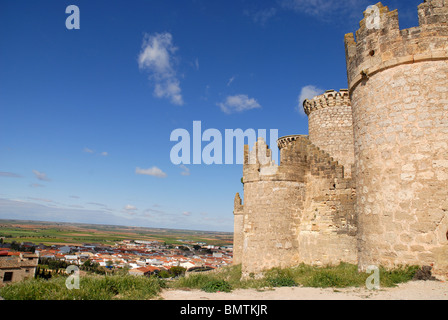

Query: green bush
[267,276,297,287]
[378,265,420,287]
[173,273,212,289]
[201,279,232,293]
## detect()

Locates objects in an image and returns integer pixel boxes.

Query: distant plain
[0,219,233,247]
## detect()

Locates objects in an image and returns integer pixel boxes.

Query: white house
[64,255,79,264]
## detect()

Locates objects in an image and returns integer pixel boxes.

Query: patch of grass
[172,273,213,290]
[298,263,366,288]
[1,263,420,299]
[170,263,420,292]
[0,274,164,300]
[378,265,420,287]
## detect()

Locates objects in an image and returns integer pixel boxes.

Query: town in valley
[0,219,233,284]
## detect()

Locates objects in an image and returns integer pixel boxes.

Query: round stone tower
[345,1,448,275]
[303,89,355,178]
[239,137,308,276]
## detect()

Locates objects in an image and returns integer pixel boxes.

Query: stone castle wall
[233,0,448,279]
[237,136,357,276]
[345,1,448,275]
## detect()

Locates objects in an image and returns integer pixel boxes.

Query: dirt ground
[160,280,448,300]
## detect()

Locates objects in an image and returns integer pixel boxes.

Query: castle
[233,1,448,278]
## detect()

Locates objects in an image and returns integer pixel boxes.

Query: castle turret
[303,89,355,178]
[239,138,305,276]
[238,135,357,276]
[345,1,448,275]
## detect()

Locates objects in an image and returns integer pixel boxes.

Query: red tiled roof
[134,266,160,273]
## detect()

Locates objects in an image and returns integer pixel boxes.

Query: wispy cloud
[138,32,184,106]
[0,171,21,178]
[0,198,127,226]
[227,75,236,87]
[32,170,51,181]
[179,165,190,176]
[30,183,45,188]
[218,94,261,114]
[143,207,166,215]
[124,204,137,211]
[194,58,199,70]
[297,85,324,115]
[136,166,167,178]
[86,202,108,207]
[123,204,138,215]
[28,197,53,203]
[246,7,277,25]
[84,148,108,156]
[280,0,369,20]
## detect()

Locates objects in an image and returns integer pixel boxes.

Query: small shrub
[267,276,297,287]
[201,279,232,293]
[305,271,350,288]
[173,273,211,289]
[379,265,420,287]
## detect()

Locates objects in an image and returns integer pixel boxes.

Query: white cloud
[28,197,53,203]
[180,165,190,176]
[138,32,184,106]
[280,0,369,19]
[0,198,130,227]
[195,58,199,70]
[227,75,236,87]
[32,169,51,181]
[84,148,108,157]
[0,172,21,178]
[182,211,191,216]
[123,204,138,215]
[135,166,167,178]
[30,183,45,188]
[86,202,108,207]
[218,94,262,114]
[297,85,324,115]
[250,7,277,25]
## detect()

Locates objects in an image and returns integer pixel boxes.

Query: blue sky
[0,0,422,232]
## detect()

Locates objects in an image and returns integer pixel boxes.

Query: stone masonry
[233,1,448,278]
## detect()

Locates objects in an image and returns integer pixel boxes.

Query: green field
[0,219,233,247]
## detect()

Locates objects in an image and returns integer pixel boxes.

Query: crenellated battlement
[344,1,448,92]
[303,89,350,116]
[276,134,305,149]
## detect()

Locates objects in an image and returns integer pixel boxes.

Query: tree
[170,266,186,277]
